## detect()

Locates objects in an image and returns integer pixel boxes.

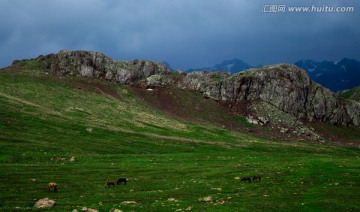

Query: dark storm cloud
[1,0,359,70]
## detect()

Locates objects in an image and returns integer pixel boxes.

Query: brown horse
[241,177,251,183]
[104,180,115,188]
[253,175,261,182]
[48,182,57,192]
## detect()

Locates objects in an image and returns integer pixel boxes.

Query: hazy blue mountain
[295,58,360,92]
[187,59,258,73]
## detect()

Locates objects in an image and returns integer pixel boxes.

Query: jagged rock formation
[12,50,360,127]
[179,64,360,126]
[13,50,171,85]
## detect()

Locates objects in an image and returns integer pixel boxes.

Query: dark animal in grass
[241,177,251,183]
[104,180,115,188]
[117,178,127,185]
[253,175,261,182]
[48,182,57,192]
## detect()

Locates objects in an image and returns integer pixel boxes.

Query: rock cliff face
[179,64,360,126]
[29,50,171,85]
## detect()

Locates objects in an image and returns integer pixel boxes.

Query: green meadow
[0,67,359,211]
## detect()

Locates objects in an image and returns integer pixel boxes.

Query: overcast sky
[1,0,359,70]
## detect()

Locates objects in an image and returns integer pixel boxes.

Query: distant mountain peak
[294,58,360,92]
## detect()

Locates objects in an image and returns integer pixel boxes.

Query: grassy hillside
[0,65,359,211]
[338,86,360,102]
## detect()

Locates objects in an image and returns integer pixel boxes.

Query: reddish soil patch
[218,100,254,118]
[131,85,304,142]
[132,85,218,123]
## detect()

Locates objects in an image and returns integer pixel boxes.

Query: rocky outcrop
[146,74,174,86]
[179,64,360,126]
[107,59,170,84]
[178,71,231,92]
[22,50,171,85]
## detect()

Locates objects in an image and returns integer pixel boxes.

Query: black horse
[117,178,127,185]
[241,177,251,183]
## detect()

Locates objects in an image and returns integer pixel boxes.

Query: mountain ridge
[8,50,360,131]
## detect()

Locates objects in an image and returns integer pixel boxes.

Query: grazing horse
[48,182,57,192]
[117,178,127,185]
[241,177,251,183]
[104,180,115,188]
[253,175,261,182]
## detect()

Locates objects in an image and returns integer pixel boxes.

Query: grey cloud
[1,0,359,70]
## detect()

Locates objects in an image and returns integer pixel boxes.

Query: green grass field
[0,66,359,211]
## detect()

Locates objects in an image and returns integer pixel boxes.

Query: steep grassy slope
[0,65,360,211]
